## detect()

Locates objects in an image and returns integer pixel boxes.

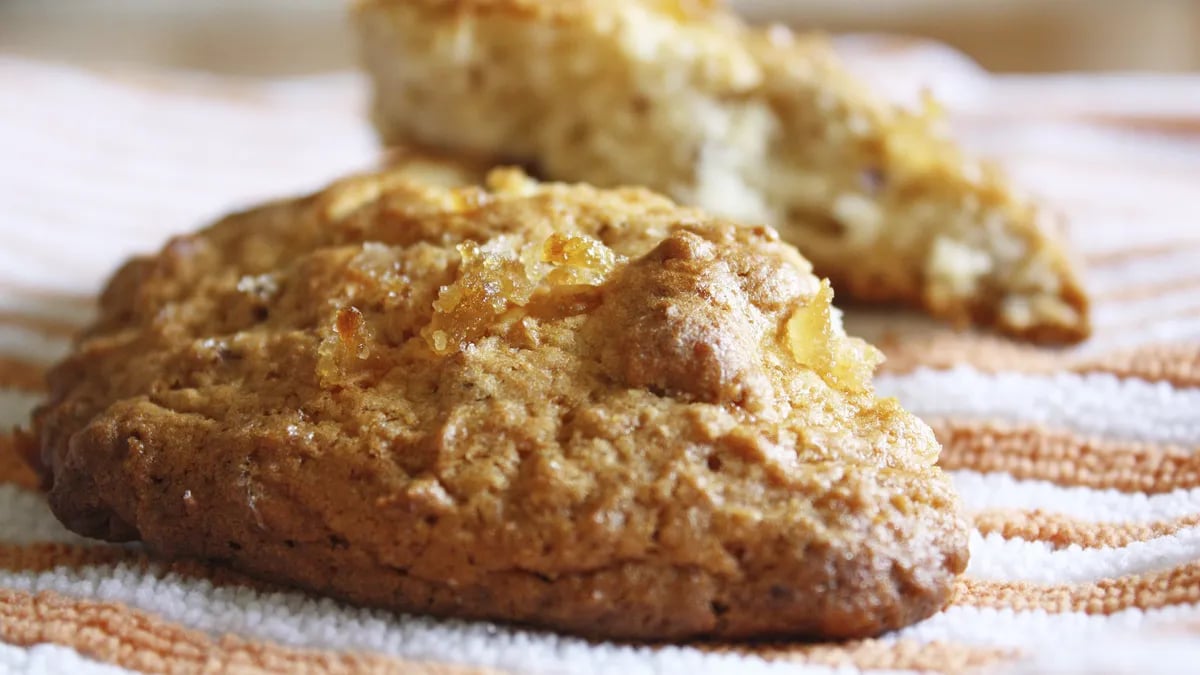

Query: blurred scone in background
[3,0,1199,74]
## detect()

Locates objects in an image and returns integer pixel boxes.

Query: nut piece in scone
[32,166,969,641]
[355,0,1090,342]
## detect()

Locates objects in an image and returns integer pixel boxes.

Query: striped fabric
[1,46,1199,673]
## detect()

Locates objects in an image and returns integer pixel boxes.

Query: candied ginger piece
[317,305,375,384]
[786,280,882,392]
[423,241,535,355]
[541,233,618,286]
[423,234,618,355]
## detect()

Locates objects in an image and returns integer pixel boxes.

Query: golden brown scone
[355,0,1090,342]
[31,166,968,641]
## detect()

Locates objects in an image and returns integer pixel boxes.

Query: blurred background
[2,0,1199,75]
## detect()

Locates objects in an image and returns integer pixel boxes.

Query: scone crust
[356,0,1090,342]
[33,167,968,641]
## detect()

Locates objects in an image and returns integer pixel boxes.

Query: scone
[355,0,1090,342]
[30,165,969,641]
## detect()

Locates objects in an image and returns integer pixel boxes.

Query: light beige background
[2,0,1199,75]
